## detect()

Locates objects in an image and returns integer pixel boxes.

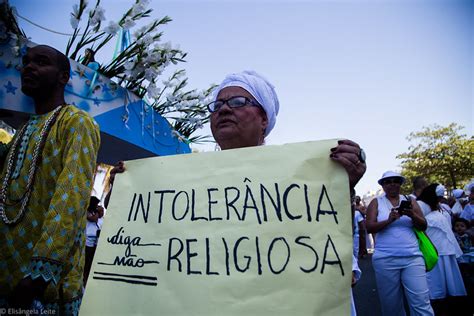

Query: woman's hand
[104,161,126,209]
[367,199,400,234]
[330,139,366,188]
[388,209,401,223]
[109,161,125,185]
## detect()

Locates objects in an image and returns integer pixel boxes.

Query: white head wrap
[435,185,446,197]
[213,70,280,136]
[467,181,474,193]
[453,189,465,199]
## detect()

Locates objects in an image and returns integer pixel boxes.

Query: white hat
[435,185,446,197]
[378,171,406,185]
[453,189,465,199]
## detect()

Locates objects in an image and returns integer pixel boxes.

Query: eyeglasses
[382,178,402,185]
[206,96,260,113]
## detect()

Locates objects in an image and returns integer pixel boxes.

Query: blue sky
[10,0,473,195]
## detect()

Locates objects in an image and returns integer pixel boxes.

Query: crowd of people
[354,173,474,315]
[0,43,471,316]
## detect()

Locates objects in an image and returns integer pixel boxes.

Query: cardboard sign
[80,140,352,316]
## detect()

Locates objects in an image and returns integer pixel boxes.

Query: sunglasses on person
[382,178,403,185]
[207,96,261,113]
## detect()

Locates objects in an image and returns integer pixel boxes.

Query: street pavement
[353,254,382,316]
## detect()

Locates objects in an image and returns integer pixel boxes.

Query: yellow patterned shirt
[0,105,100,314]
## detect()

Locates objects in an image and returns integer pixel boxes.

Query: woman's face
[381,177,402,197]
[454,221,467,235]
[210,86,268,150]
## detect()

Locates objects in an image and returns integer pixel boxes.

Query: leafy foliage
[397,123,473,192]
[64,0,216,144]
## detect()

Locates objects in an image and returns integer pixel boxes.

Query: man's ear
[59,70,70,86]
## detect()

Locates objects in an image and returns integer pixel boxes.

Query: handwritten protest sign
[80,140,352,315]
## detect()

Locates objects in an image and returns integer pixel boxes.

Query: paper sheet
[80,140,352,316]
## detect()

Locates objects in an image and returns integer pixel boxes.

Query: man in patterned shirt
[0,45,100,315]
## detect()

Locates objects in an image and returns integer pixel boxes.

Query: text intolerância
[126,181,345,225]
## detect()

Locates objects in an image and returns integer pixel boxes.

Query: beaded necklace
[0,105,64,225]
[12,116,39,179]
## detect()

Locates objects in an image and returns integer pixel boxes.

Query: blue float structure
[0,40,191,165]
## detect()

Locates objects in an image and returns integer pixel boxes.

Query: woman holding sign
[107,70,367,315]
[366,171,433,316]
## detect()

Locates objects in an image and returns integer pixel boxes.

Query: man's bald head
[21,45,71,99]
[34,45,70,77]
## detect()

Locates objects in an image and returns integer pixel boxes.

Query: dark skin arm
[104,161,125,209]
[366,198,401,234]
[330,140,366,234]
[358,219,366,232]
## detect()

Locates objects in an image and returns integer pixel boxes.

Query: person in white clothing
[435,184,452,223]
[83,197,104,286]
[366,171,433,316]
[460,186,474,225]
[451,189,467,216]
[355,196,369,258]
[461,204,474,222]
[417,184,467,315]
[351,254,362,316]
[107,71,369,314]
[353,209,364,258]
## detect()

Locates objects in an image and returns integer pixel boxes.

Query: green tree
[397,123,473,192]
